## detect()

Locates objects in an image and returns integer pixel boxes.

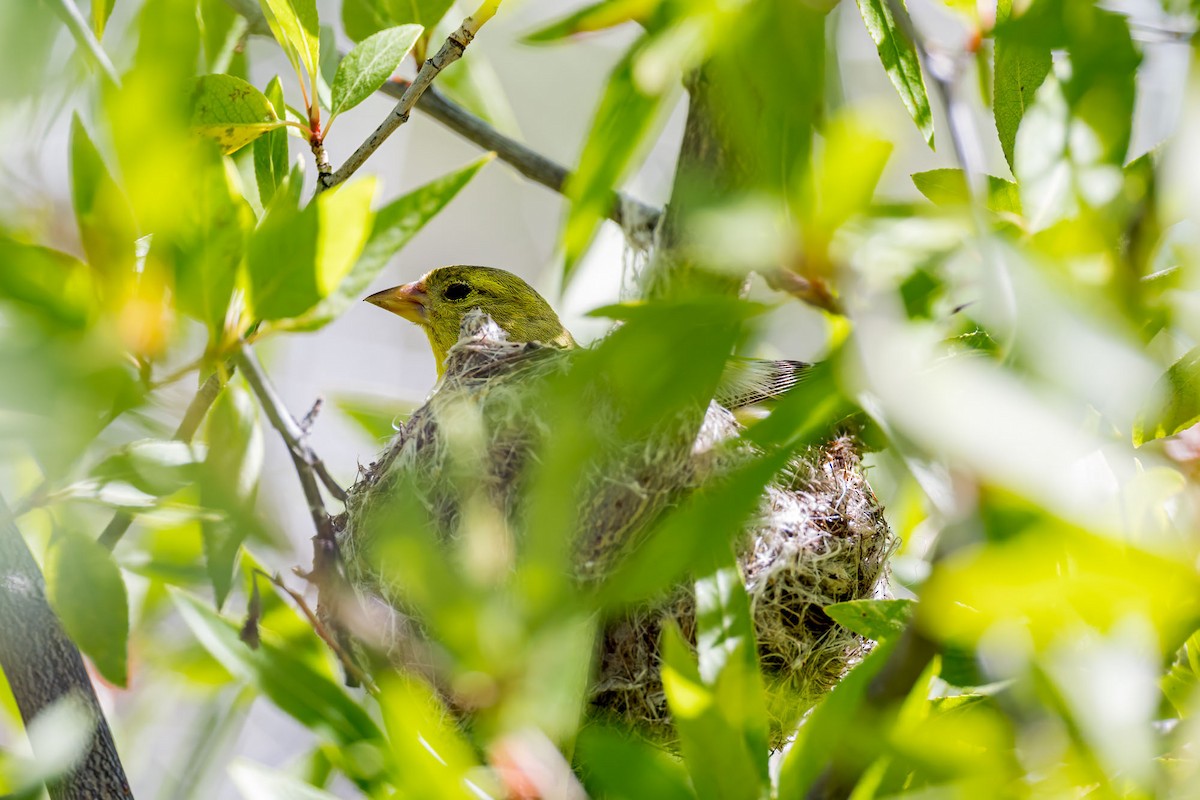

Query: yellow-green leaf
[191,74,284,155]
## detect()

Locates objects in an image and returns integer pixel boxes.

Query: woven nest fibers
[339,312,896,740]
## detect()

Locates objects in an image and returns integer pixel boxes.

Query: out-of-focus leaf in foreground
[46,529,130,686]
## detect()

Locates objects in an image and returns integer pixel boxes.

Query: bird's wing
[715,357,812,410]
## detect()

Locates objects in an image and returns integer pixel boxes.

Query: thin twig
[319,0,504,192]
[99,370,231,550]
[256,569,379,695]
[386,81,663,237]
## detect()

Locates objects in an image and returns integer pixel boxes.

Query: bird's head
[365,265,576,375]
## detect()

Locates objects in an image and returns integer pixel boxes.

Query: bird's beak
[364,281,429,324]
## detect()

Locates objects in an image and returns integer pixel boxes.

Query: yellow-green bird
[365,265,807,409]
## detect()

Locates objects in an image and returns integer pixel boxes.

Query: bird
[364,265,809,410]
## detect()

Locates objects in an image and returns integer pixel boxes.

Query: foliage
[2,0,1200,798]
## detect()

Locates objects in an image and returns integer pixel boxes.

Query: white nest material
[339,312,895,739]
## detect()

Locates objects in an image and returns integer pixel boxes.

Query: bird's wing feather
[714,357,811,410]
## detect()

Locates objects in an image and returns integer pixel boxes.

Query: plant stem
[319,0,504,192]
[0,492,133,799]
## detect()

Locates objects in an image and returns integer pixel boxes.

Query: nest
[339,312,895,739]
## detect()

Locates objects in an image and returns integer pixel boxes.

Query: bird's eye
[443,282,472,301]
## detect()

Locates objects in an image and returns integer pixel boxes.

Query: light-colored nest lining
[339,313,895,740]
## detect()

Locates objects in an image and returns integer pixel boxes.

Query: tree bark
[0,494,133,799]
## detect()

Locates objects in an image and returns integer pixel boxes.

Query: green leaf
[92,0,116,38]
[660,625,764,800]
[246,177,377,321]
[853,0,933,148]
[202,383,263,608]
[600,446,791,607]
[342,0,454,41]
[0,237,94,329]
[563,51,666,281]
[993,0,1052,174]
[199,0,246,73]
[523,0,659,43]
[576,726,695,800]
[825,599,915,641]
[281,155,488,330]
[46,529,129,686]
[92,439,205,497]
[776,638,896,798]
[69,115,138,280]
[330,25,422,118]
[173,155,253,340]
[1134,346,1200,446]
[911,169,1022,214]
[230,760,341,800]
[172,589,384,745]
[377,674,478,799]
[191,74,284,155]
[257,0,320,85]
[254,76,290,207]
[694,567,769,781]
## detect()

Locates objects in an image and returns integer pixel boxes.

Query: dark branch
[0,492,133,799]
[387,82,662,237]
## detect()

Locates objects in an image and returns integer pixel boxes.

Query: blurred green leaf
[377,674,479,799]
[330,25,422,118]
[853,0,933,148]
[661,625,765,800]
[563,52,665,280]
[92,439,205,497]
[922,525,1200,655]
[202,383,263,608]
[993,0,1051,174]
[523,0,658,42]
[230,759,341,800]
[46,529,129,686]
[254,76,290,207]
[257,0,320,85]
[191,74,284,155]
[600,446,791,607]
[777,638,895,797]
[172,154,253,342]
[199,0,246,73]
[247,177,376,321]
[694,567,769,779]
[93,0,116,38]
[282,156,487,330]
[576,726,695,800]
[825,599,915,641]
[342,0,453,42]
[911,169,1022,214]
[1133,347,1200,446]
[173,589,384,745]
[70,115,138,280]
[0,237,94,329]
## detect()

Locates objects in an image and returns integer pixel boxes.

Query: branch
[0,492,133,799]
[386,82,662,237]
[232,345,360,686]
[319,0,503,192]
[98,371,230,550]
